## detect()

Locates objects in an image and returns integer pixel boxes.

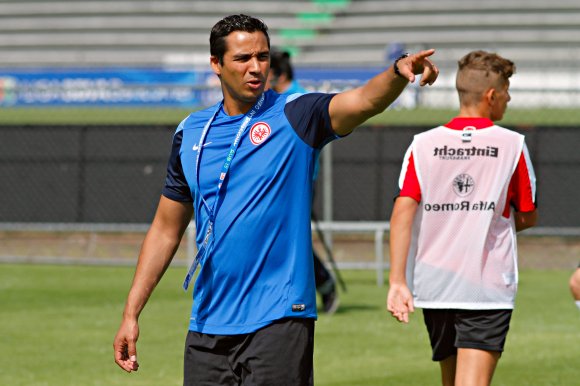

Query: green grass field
[2,107,580,126]
[1,265,578,386]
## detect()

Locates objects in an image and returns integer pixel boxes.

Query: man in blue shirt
[113,14,438,386]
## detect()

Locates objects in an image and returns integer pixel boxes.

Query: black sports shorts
[422,308,512,361]
[183,318,314,386]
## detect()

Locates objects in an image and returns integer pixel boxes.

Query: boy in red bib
[387,50,538,386]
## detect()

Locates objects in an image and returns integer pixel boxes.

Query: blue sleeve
[284,93,338,149]
[161,130,193,202]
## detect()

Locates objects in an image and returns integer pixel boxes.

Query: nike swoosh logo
[192,142,212,151]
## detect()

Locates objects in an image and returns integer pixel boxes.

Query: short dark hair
[270,50,294,81]
[210,14,270,64]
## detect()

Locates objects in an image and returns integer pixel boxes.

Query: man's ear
[484,87,496,105]
[210,56,221,76]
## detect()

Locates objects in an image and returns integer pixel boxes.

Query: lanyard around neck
[194,93,265,222]
[183,93,266,291]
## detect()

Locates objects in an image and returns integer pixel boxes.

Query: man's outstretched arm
[330,49,439,136]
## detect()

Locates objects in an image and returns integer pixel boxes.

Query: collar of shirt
[444,117,494,130]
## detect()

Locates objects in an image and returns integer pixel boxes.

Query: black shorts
[422,309,512,361]
[183,318,314,386]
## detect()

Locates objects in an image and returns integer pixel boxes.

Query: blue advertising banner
[0,67,221,107]
[295,67,383,92]
[0,66,384,107]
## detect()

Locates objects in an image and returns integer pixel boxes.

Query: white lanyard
[183,93,266,290]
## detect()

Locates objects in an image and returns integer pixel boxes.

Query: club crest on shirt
[249,122,271,146]
[452,173,475,197]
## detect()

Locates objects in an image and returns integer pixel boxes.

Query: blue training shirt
[163,89,338,334]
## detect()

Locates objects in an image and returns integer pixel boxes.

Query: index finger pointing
[417,48,436,59]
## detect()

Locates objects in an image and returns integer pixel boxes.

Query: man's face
[211,31,270,113]
[490,81,511,121]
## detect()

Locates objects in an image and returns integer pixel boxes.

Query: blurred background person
[268,49,307,94]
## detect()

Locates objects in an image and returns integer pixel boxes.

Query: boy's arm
[387,196,418,323]
[515,209,538,232]
[510,145,538,232]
